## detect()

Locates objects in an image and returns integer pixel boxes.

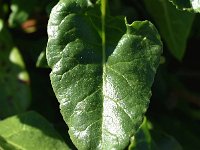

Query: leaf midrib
[101,0,107,148]
[101,0,106,65]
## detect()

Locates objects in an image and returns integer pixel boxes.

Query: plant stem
[101,1,106,147]
[101,0,106,65]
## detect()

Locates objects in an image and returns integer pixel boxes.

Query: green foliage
[129,118,182,150]
[144,0,195,60]
[0,0,200,149]
[9,0,38,27]
[169,0,200,13]
[36,51,48,68]
[0,20,30,118]
[0,111,69,150]
[9,0,51,27]
[46,1,162,149]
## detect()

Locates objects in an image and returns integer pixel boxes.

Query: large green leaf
[0,20,30,118]
[0,111,70,150]
[169,0,200,13]
[46,0,162,149]
[144,0,195,60]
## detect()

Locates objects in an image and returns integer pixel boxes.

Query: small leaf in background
[36,50,49,68]
[151,131,182,150]
[144,0,195,60]
[8,0,38,27]
[0,20,30,118]
[169,0,200,13]
[129,117,155,150]
[36,51,49,68]
[0,111,70,150]
[152,115,200,150]
[8,0,51,28]
[46,0,162,149]
[0,1,9,19]
[129,118,182,150]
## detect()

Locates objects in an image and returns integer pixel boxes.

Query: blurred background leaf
[0,111,70,150]
[0,19,30,118]
[128,117,182,150]
[143,0,195,60]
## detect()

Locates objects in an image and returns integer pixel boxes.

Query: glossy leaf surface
[0,111,70,150]
[46,0,162,149]
[144,0,194,60]
[0,20,30,118]
[169,0,200,13]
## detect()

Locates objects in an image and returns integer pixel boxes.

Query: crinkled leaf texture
[169,0,200,13]
[46,0,162,149]
[0,111,69,150]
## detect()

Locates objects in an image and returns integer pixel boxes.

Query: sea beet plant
[0,0,200,149]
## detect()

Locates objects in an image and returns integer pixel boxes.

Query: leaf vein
[69,88,101,119]
[107,65,134,90]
